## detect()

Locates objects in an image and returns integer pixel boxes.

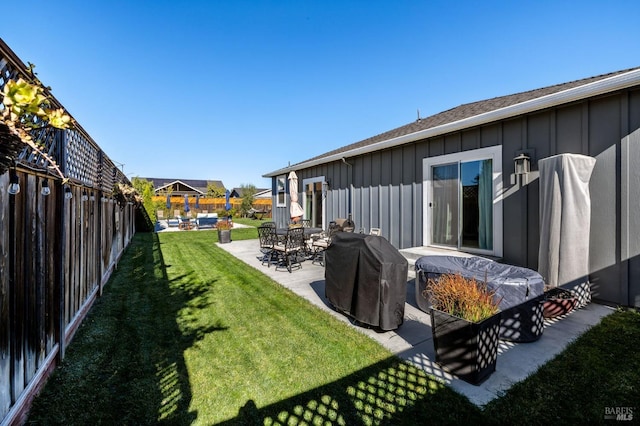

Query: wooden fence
[157,196,272,217]
[0,38,135,425]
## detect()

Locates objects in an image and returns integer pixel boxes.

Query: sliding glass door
[303,179,324,228]
[431,159,493,251]
[432,163,459,246]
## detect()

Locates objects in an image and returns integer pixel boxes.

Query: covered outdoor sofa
[415,255,546,342]
[196,212,218,228]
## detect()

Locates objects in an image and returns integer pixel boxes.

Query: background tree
[239,183,257,217]
[207,182,225,198]
[132,177,157,221]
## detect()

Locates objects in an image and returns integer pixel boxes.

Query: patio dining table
[275,227,323,256]
[275,227,323,237]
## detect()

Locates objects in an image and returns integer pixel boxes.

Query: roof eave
[264,68,640,177]
[154,180,205,195]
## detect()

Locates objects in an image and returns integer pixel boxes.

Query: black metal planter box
[218,229,231,244]
[430,309,501,385]
[499,294,545,342]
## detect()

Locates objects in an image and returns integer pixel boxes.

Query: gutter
[264,68,640,177]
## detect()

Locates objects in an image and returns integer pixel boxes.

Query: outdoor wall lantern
[41,179,51,196]
[514,153,531,176]
[90,192,95,201]
[64,185,73,200]
[81,190,88,202]
[7,168,20,195]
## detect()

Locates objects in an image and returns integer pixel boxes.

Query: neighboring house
[254,188,272,199]
[142,177,225,196]
[230,187,271,198]
[264,67,640,307]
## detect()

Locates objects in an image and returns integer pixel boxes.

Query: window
[276,175,286,207]
[423,146,502,257]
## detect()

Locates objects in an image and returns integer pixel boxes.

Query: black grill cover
[325,232,408,330]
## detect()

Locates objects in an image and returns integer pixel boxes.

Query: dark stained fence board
[24,173,38,385]
[35,175,47,369]
[12,173,26,401]
[0,173,11,418]
[45,182,57,354]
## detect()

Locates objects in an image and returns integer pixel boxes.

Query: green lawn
[26,230,639,425]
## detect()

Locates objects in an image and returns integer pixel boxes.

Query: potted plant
[425,273,502,385]
[543,286,578,318]
[216,219,232,244]
[1,64,73,178]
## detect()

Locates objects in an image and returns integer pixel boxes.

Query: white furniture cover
[538,153,596,294]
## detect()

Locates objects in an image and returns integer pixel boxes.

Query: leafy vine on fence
[0,63,73,179]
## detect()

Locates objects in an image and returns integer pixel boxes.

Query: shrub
[425,273,500,323]
[216,208,236,218]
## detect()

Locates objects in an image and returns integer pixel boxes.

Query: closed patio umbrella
[166,193,171,210]
[195,195,200,210]
[184,194,190,213]
[288,171,304,221]
[225,189,231,211]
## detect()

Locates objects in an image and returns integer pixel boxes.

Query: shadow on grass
[26,232,227,425]
[218,356,480,425]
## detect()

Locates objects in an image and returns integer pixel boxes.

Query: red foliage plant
[425,273,501,323]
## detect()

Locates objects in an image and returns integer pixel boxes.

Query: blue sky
[2,1,639,189]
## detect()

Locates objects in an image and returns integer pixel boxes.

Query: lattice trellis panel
[101,156,118,194]
[18,125,62,169]
[1,42,126,189]
[1,56,63,175]
[64,129,99,186]
[0,57,20,90]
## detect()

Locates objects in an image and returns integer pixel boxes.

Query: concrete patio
[217,238,615,406]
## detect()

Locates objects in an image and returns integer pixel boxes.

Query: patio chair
[185,210,197,228]
[311,222,341,266]
[272,226,305,272]
[167,211,180,227]
[257,225,278,266]
[248,207,269,220]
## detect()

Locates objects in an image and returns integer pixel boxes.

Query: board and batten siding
[276,86,640,307]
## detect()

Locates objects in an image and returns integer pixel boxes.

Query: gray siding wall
[273,86,640,306]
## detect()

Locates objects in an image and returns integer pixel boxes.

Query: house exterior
[230,187,271,198]
[264,67,640,307]
[254,188,272,199]
[143,177,225,196]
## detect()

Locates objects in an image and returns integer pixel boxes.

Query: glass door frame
[302,176,326,229]
[422,146,503,257]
